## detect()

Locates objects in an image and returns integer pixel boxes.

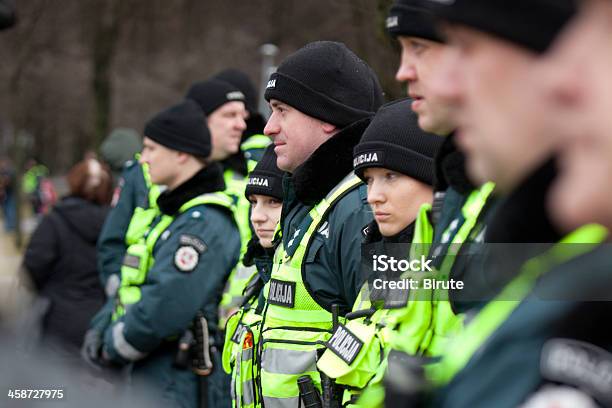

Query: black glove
[81,329,105,371]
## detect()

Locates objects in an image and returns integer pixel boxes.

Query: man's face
[539,0,612,229]
[396,36,456,136]
[264,99,335,173]
[208,101,247,161]
[433,25,555,192]
[139,137,179,187]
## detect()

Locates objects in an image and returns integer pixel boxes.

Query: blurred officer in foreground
[84,100,241,408]
[258,41,383,407]
[379,1,610,407]
[223,144,284,408]
[374,4,497,390]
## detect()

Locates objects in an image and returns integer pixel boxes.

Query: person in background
[213,68,271,162]
[0,156,17,231]
[22,158,51,216]
[89,127,159,362]
[22,158,112,361]
[99,127,143,187]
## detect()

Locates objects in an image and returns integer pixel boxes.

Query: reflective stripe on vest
[431,224,607,386]
[241,134,271,154]
[259,173,362,406]
[220,168,254,321]
[113,192,235,319]
[420,181,495,356]
[225,305,264,408]
[123,160,161,245]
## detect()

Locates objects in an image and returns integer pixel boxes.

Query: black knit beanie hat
[213,68,259,115]
[264,41,384,128]
[353,98,443,185]
[144,100,211,157]
[387,0,443,43]
[244,144,284,200]
[422,0,576,54]
[185,78,246,115]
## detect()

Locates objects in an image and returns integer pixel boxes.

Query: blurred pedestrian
[0,156,17,231]
[22,158,112,361]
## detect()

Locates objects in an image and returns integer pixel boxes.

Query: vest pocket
[317,319,383,389]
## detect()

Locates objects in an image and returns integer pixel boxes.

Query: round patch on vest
[174,245,199,273]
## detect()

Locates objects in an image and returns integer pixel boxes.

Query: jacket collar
[157,163,226,215]
[363,219,416,244]
[290,117,371,206]
[433,132,476,195]
[485,156,563,243]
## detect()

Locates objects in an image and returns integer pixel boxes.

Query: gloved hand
[81,329,105,370]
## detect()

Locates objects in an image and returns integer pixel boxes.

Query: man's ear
[321,122,337,134]
[176,151,190,164]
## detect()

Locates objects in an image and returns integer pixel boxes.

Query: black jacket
[23,196,108,350]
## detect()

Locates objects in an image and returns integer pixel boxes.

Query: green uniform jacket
[432,159,610,407]
[102,166,241,364]
[433,245,611,408]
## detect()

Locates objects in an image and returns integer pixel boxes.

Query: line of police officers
[81,0,612,407]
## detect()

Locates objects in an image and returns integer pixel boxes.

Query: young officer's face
[540,0,612,230]
[433,25,556,193]
[140,137,180,187]
[264,99,335,173]
[396,36,456,136]
[249,194,282,248]
[363,167,433,237]
[208,101,247,161]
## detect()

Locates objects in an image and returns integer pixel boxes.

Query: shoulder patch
[326,324,364,365]
[540,338,612,406]
[268,279,296,308]
[174,245,200,273]
[179,234,207,253]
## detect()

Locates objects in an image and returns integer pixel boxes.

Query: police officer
[257,40,384,407]
[223,144,285,408]
[316,98,443,407]
[85,129,161,358]
[213,68,271,162]
[383,0,496,365]
[88,100,241,408]
[99,127,143,186]
[405,0,611,406]
[185,78,253,279]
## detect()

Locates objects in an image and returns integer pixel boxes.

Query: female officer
[317,98,443,407]
[223,144,284,408]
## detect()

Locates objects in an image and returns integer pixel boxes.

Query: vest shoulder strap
[179,192,236,213]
